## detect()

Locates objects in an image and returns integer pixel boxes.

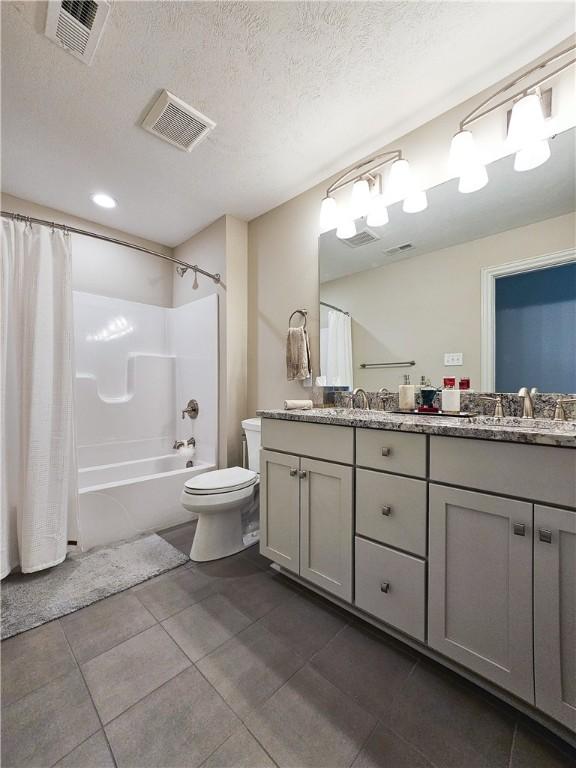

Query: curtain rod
[320,300,350,316]
[1,211,221,284]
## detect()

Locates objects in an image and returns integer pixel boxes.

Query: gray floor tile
[219,571,301,621]
[54,731,116,768]
[351,723,433,768]
[246,665,376,768]
[106,666,240,768]
[241,545,273,571]
[310,623,416,718]
[82,624,190,723]
[509,724,576,768]
[159,522,197,556]
[202,726,276,768]
[389,662,516,768]
[1,669,100,768]
[194,554,265,583]
[1,621,77,706]
[132,565,217,620]
[258,592,347,659]
[61,591,156,663]
[197,622,305,719]
[162,593,252,662]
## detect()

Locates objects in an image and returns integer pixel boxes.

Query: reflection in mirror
[319,127,576,394]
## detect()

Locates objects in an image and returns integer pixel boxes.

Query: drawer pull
[538,528,552,544]
[381,447,392,457]
[380,581,391,593]
[289,468,298,477]
[512,523,526,536]
[299,470,308,479]
[381,505,392,517]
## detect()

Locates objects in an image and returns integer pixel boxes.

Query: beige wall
[2,193,174,306]
[247,39,575,412]
[321,212,576,391]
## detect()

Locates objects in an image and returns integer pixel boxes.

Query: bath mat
[1,534,189,639]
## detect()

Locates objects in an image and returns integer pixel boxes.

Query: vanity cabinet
[534,504,576,730]
[260,447,353,600]
[428,485,534,702]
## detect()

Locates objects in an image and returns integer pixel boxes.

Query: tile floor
[1,521,575,768]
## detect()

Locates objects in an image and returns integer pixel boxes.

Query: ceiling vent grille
[341,229,380,248]
[45,0,110,65]
[382,242,414,257]
[142,91,216,152]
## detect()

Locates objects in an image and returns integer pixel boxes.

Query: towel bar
[360,360,415,369]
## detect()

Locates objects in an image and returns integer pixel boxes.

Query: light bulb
[366,194,389,227]
[449,130,488,194]
[319,195,338,232]
[507,93,548,154]
[514,139,551,172]
[336,215,356,240]
[91,193,117,209]
[350,178,372,219]
[403,189,428,213]
[386,159,412,203]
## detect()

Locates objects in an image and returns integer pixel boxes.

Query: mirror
[319,127,576,393]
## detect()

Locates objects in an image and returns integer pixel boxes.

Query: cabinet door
[259,449,300,573]
[534,505,576,731]
[300,458,353,601]
[428,485,533,702]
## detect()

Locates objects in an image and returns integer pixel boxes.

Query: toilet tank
[241,417,261,473]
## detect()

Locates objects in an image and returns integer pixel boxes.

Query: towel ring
[289,309,307,330]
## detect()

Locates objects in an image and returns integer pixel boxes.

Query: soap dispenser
[398,374,415,411]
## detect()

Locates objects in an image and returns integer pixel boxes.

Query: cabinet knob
[381,505,392,517]
[289,468,298,477]
[512,523,526,536]
[538,528,552,544]
[299,470,307,479]
[381,447,392,457]
[380,582,391,594]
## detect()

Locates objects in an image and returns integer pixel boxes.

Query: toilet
[181,417,261,562]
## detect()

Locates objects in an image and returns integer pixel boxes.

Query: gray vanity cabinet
[428,484,534,702]
[534,505,576,731]
[260,444,353,600]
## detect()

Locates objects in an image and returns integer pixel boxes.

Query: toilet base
[190,506,255,562]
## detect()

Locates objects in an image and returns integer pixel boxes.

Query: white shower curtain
[325,310,353,389]
[1,219,78,579]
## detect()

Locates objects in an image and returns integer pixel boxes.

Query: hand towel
[286,326,311,381]
[284,400,313,410]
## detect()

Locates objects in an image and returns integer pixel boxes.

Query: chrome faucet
[173,437,196,450]
[352,387,370,409]
[517,387,536,419]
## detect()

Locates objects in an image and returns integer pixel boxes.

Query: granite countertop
[257,408,576,448]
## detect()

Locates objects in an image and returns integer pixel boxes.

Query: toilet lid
[184,467,257,495]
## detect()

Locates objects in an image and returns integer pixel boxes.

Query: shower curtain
[1,219,78,579]
[325,309,353,389]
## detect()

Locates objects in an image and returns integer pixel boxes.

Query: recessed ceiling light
[91,193,117,209]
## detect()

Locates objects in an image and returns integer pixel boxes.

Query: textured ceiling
[1,1,574,246]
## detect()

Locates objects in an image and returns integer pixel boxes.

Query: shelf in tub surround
[256,408,576,448]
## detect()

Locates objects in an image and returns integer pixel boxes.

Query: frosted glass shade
[507,93,548,152]
[403,189,428,213]
[366,194,389,227]
[449,130,488,193]
[514,139,551,171]
[336,216,356,240]
[386,159,412,202]
[350,178,372,218]
[319,195,338,232]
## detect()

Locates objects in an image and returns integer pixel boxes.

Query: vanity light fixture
[91,192,117,209]
[452,42,575,190]
[319,195,339,233]
[336,214,356,240]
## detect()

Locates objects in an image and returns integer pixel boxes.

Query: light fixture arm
[326,149,402,195]
[459,43,576,130]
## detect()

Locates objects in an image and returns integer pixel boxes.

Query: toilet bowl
[182,418,261,562]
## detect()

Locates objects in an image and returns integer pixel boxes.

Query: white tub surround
[257,409,576,744]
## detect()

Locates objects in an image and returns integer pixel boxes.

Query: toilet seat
[184,467,257,496]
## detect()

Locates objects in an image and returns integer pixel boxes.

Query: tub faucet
[173,437,196,450]
[517,387,536,419]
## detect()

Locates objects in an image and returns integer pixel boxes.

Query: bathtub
[78,455,215,551]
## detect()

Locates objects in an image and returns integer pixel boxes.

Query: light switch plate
[444,352,463,366]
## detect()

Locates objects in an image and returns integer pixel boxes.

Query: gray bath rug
[1,534,188,639]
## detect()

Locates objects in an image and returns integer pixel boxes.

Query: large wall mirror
[319,127,576,393]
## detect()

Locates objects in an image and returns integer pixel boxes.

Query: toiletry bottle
[442,378,461,413]
[399,374,415,411]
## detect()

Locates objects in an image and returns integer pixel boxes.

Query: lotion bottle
[441,378,461,413]
[399,374,415,410]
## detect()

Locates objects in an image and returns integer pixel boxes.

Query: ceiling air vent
[341,228,380,248]
[142,91,216,152]
[382,242,414,257]
[45,1,110,65]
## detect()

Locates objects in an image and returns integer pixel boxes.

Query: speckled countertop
[257,408,576,448]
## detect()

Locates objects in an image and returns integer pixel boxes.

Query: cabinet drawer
[355,537,426,641]
[356,429,426,478]
[356,469,427,556]
[261,419,353,465]
[430,436,576,508]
